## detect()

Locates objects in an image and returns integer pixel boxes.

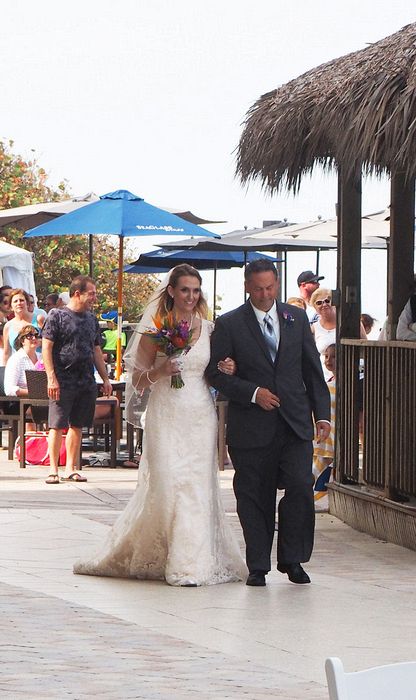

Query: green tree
[0,138,67,208]
[0,138,158,319]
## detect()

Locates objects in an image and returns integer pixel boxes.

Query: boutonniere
[282,311,295,327]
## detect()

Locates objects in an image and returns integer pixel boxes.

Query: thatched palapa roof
[236,23,416,194]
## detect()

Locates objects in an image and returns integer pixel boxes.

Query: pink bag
[15,433,66,466]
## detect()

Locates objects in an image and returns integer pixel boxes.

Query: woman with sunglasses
[4,325,41,397]
[310,289,336,347]
[310,288,337,379]
[310,289,366,378]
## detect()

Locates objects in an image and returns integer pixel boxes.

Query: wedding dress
[74,319,247,586]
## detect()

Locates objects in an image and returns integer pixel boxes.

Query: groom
[206,260,330,586]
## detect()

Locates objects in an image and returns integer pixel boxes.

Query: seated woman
[4,324,41,397]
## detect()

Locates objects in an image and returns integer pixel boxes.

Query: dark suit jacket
[205,300,330,448]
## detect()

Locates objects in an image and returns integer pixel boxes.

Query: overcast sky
[2,1,415,320]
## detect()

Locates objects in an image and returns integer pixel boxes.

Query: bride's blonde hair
[155,264,208,319]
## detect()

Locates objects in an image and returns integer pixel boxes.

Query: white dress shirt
[250,301,280,351]
[250,302,280,403]
[248,303,330,427]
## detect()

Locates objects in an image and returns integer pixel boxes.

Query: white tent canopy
[244,216,390,248]
[0,240,36,296]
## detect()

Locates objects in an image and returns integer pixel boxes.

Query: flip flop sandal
[122,458,141,468]
[45,474,60,485]
[60,472,88,482]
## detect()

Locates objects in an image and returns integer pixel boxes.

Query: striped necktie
[263,312,277,361]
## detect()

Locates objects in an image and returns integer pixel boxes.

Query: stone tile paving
[2,460,416,698]
[0,581,325,700]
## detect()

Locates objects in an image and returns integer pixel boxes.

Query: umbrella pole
[213,263,217,320]
[316,249,320,275]
[284,250,287,300]
[89,235,94,277]
[115,235,123,380]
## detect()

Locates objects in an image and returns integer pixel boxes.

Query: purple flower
[282,311,295,327]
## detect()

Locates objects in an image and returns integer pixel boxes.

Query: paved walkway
[1,454,416,699]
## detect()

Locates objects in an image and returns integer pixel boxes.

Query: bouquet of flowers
[143,312,193,388]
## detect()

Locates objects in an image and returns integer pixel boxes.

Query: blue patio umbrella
[122,247,279,272]
[25,190,219,377]
[121,248,281,318]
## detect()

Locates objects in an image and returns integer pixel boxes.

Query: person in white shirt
[396,295,416,341]
[4,325,40,396]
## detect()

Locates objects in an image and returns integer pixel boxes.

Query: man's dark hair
[69,275,95,297]
[45,293,59,305]
[0,285,12,295]
[244,259,278,281]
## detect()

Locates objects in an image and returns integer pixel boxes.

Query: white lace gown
[74,320,247,586]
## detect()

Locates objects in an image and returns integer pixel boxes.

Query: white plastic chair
[325,656,416,699]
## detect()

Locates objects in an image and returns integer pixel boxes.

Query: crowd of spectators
[287,272,369,508]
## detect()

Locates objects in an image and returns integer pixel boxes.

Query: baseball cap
[297,270,324,286]
[100,310,118,323]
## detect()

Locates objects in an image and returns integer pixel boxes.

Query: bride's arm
[207,322,237,376]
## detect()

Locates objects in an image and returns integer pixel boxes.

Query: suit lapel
[275,302,285,364]
[243,301,275,366]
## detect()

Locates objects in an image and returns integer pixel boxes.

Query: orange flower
[152,315,164,330]
[171,336,187,349]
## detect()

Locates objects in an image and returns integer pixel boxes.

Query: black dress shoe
[246,571,266,586]
[277,563,311,584]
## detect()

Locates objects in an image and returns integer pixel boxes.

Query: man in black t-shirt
[42,275,112,484]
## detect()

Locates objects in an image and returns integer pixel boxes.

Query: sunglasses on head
[315,298,331,306]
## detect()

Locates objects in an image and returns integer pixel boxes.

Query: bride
[74,264,247,586]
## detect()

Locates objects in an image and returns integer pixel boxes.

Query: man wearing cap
[297,270,324,323]
[101,311,127,364]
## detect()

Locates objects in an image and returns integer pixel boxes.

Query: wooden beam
[337,168,362,338]
[386,173,415,339]
[335,167,362,482]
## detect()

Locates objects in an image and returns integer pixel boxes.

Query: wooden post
[384,173,415,499]
[386,173,415,339]
[338,168,362,338]
[335,166,362,482]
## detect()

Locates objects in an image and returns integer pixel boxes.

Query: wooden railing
[337,340,416,499]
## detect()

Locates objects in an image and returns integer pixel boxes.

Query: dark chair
[19,370,50,468]
[87,392,118,466]
[25,370,49,424]
[0,366,20,460]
